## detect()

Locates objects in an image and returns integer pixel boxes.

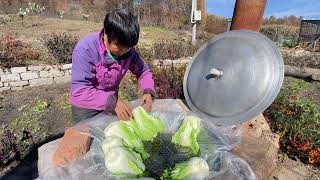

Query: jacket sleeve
[70,47,117,111]
[129,50,155,97]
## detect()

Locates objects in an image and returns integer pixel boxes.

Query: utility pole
[230,0,267,31]
[133,0,143,24]
[191,0,201,44]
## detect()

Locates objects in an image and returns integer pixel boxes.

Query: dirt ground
[271,153,320,180]
[0,83,72,128]
[0,83,73,178]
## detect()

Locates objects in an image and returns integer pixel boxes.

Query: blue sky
[206,0,320,19]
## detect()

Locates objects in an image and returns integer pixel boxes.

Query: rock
[11,86,24,91]
[232,114,280,180]
[29,78,53,87]
[3,83,8,87]
[0,82,3,87]
[61,64,72,70]
[9,81,29,87]
[0,74,21,82]
[153,58,191,67]
[312,73,320,81]
[11,67,27,73]
[39,71,50,78]
[44,65,59,71]
[40,70,64,78]
[141,32,147,37]
[21,72,39,80]
[304,67,320,75]
[28,65,46,72]
[53,75,71,84]
[0,87,10,92]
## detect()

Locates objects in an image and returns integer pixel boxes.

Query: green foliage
[27,2,45,15]
[264,77,320,166]
[0,97,50,167]
[80,13,90,21]
[60,92,72,112]
[18,7,28,19]
[59,10,65,19]
[277,38,298,48]
[33,99,49,113]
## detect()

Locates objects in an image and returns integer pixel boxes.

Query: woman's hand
[142,94,153,112]
[115,99,133,120]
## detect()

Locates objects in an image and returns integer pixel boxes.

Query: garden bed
[0,83,72,178]
[264,77,320,167]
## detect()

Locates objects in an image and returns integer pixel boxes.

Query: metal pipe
[230,0,267,32]
[191,0,197,44]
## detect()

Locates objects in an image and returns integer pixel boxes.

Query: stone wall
[0,64,72,92]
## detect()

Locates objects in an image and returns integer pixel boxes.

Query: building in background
[299,19,320,52]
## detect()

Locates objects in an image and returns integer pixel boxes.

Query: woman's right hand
[115,99,133,120]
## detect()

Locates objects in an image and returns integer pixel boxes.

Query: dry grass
[0,15,178,45]
[0,15,180,66]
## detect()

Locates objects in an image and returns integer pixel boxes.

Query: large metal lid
[183,30,284,126]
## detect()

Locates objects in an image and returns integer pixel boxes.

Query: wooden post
[200,0,207,23]
[230,0,268,126]
[230,0,267,31]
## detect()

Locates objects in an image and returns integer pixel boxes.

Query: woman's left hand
[142,94,153,112]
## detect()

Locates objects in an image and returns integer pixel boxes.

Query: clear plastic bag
[36,99,256,180]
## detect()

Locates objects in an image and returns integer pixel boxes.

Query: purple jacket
[69,29,155,111]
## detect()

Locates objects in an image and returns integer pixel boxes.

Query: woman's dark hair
[104,9,139,47]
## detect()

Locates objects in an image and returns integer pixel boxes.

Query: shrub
[42,32,79,64]
[119,73,142,102]
[0,129,18,168]
[264,77,320,166]
[136,40,201,61]
[0,33,41,68]
[0,14,15,25]
[119,62,186,101]
[277,38,298,48]
[17,7,29,25]
[135,45,154,64]
[27,2,45,15]
[80,13,90,21]
[121,40,195,101]
[59,10,65,19]
[260,25,300,42]
[203,14,228,34]
[153,40,200,60]
[151,60,186,99]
